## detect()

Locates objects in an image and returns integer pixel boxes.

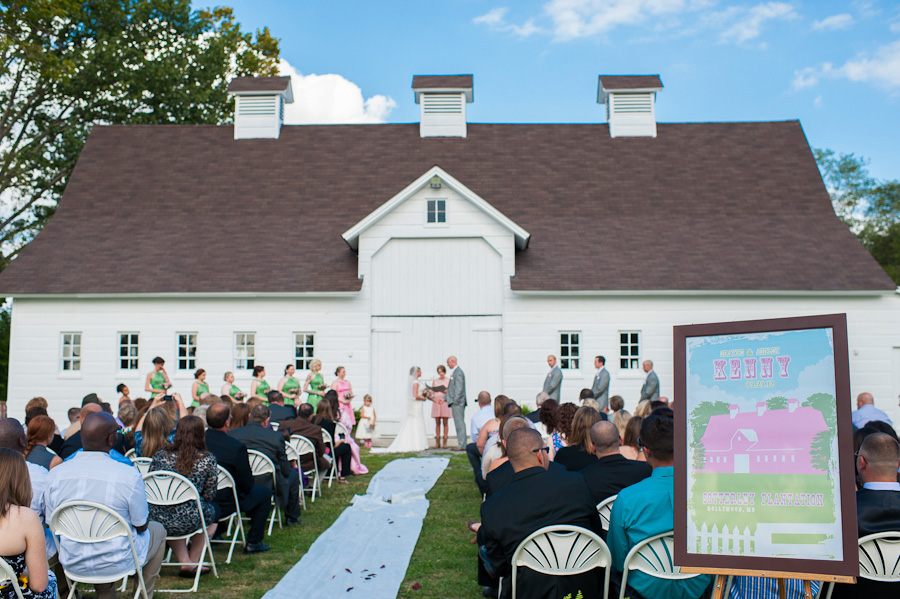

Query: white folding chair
[619,531,703,599]
[270,421,280,431]
[284,443,307,510]
[290,435,321,502]
[320,428,337,488]
[124,448,137,460]
[246,449,283,535]
[334,421,351,444]
[49,500,149,599]
[132,457,153,476]
[824,531,900,599]
[596,494,617,531]
[498,524,611,599]
[0,557,27,599]
[142,471,218,593]
[210,466,245,564]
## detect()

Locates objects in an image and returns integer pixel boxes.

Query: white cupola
[597,75,663,138]
[412,75,474,138]
[227,76,294,140]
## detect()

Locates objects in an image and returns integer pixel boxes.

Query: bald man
[58,403,103,459]
[852,392,893,429]
[480,427,602,599]
[43,413,166,599]
[579,421,651,505]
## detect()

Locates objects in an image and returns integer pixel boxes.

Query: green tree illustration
[690,401,731,469]
[766,396,788,411]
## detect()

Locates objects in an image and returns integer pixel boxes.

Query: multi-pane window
[294,333,315,369]
[235,333,255,370]
[559,332,580,370]
[426,199,446,223]
[177,333,197,370]
[619,331,641,370]
[118,333,139,370]
[60,333,82,371]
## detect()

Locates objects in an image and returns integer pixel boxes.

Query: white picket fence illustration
[695,523,756,554]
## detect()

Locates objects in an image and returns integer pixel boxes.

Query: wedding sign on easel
[673,314,858,597]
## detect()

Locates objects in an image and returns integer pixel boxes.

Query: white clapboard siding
[371,237,503,316]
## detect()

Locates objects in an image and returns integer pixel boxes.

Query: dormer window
[427,199,446,223]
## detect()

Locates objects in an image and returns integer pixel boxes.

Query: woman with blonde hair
[476,395,511,454]
[633,399,652,418]
[24,415,63,470]
[134,406,175,458]
[221,372,244,401]
[553,407,602,471]
[303,359,326,409]
[611,409,632,441]
[0,448,56,599]
[620,416,646,461]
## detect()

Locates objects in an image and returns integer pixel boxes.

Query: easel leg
[712,574,729,599]
[802,580,813,599]
[777,578,787,599]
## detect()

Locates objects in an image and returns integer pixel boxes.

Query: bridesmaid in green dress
[250,365,270,403]
[190,369,210,410]
[221,372,245,401]
[144,356,171,399]
[303,358,326,409]
[278,364,301,406]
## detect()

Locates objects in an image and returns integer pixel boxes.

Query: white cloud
[825,40,900,89]
[813,95,823,107]
[811,13,854,31]
[889,21,900,34]
[474,6,542,37]
[543,0,696,40]
[792,66,819,90]
[277,59,397,125]
[717,2,797,44]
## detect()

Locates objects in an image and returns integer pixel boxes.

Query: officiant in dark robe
[480,427,604,599]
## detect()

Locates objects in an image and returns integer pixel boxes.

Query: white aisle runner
[262,457,449,599]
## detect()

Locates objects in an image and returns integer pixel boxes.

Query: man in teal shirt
[608,413,711,599]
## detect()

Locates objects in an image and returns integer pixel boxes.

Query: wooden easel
[681,567,855,599]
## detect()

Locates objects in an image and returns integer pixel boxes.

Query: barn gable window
[176,333,197,371]
[426,199,446,224]
[294,333,315,370]
[235,332,255,370]
[60,332,82,372]
[619,331,640,370]
[118,332,139,370]
[559,332,580,369]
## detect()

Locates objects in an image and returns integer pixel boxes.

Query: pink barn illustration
[698,398,827,474]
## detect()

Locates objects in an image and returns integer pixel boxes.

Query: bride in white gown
[376,366,429,453]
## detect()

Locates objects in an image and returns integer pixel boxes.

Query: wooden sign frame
[673,314,858,578]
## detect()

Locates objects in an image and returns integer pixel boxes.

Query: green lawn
[130,450,483,599]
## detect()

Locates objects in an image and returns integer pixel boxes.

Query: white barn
[2,74,898,440]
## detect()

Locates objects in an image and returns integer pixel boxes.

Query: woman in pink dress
[331,366,356,425]
[431,365,451,448]
[325,391,369,475]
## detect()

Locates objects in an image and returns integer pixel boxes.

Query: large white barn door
[371,316,502,438]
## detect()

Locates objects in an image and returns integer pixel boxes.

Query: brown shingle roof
[412,75,473,89]
[598,75,664,90]
[227,76,291,93]
[0,121,893,294]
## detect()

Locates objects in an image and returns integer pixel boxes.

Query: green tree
[0,0,280,269]
[809,429,831,473]
[802,393,837,428]
[766,396,788,411]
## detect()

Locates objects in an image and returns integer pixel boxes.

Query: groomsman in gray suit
[446,355,467,450]
[640,360,660,402]
[591,356,610,412]
[543,355,562,400]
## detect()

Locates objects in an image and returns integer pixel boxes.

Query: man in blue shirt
[608,413,711,599]
[851,392,893,429]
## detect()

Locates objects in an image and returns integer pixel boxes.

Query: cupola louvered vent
[412,75,474,138]
[610,93,653,114]
[227,76,293,140]
[597,75,663,138]
[423,94,464,114]
[237,95,279,117]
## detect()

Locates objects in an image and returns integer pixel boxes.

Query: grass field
[135,450,483,599]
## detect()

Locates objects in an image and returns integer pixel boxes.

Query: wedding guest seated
[482,404,525,481]
[312,397,352,483]
[467,391,495,493]
[633,399,652,418]
[59,403,102,459]
[230,402,251,430]
[486,415,530,476]
[649,400,668,412]
[852,392,893,429]
[867,420,898,440]
[485,417,559,497]
[24,415,63,470]
[0,418,53,551]
[118,401,137,435]
[229,403,302,524]
[611,408,631,441]
[60,408,80,438]
[608,413,711,599]
[580,421,651,505]
[549,402,577,461]
[204,403,272,555]
[609,395,625,415]
[134,406,175,458]
[280,403,331,476]
[525,393,546,425]
[620,416,646,462]
[42,412,167,599]
[831,432,900,599]
[554,406,603,471]
[267,390,297,423]
[476,395,511,455]
[148,416,218,577]
[323,391,367,476]
[481,428,603,599]
[0,448,57,599]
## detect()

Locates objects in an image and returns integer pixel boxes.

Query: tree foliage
[815,148,900,285]
[765,396,787,411]
[690,400,731,469]
[0,0,280,269]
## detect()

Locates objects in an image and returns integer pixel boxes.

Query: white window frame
[176,332,198,371]
[60,332,82,373]
[294,332,315,370]
[117,332,139,371]
[425,197,448,226]
[619,331,641,371]
[559,331,581,370]
[234,332,256,371]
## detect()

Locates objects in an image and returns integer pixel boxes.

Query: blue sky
[209,0,900,181]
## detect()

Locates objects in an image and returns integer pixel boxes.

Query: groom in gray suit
[543,355,562,400]
[446,355,467,450]
[591,356,610,412]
